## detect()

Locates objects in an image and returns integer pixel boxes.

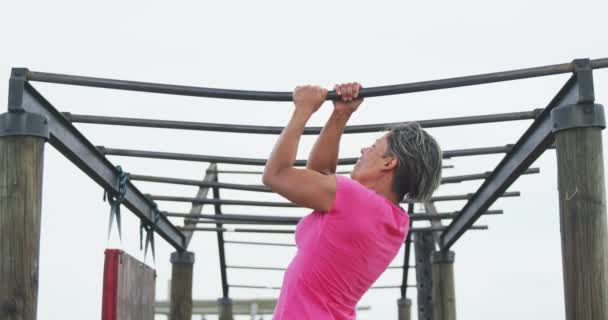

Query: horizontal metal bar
[179,225,488,234]
[130,168,537,192]
[164,212,301,224]
[227,265,286,271]
[148,192,518,207]
[229,284,416,290]
[179,219,295,226]
[19,83,185,250]
[441,76,579,250]
[164,210,502,224]
[26,58,608,100]
[179,227,295,234]
[410,209,503,220]
[224,240,296,247]
[63,109,540,134]
[387,265,417,269]
[98,144,519,166]
[441,167,539,184]
[205,165,453,175]
[229,285,282,290]
[370,285,417,289]
[226,265,416,271]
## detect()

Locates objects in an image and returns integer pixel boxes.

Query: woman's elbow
[262,169,275,187]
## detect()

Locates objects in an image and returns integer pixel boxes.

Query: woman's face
[351,132,394,183]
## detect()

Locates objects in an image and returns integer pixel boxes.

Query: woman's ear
[384,156,398,170]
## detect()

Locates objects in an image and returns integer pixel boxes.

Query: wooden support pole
[218,297,234,320]
[431,251,457,320]
[397,298,412,320]
[555,126,608,319]
[0,136,46,320]
[169,251,195,320]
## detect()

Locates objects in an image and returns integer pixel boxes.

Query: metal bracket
[170,251,195,265]
[551,103,605,132]
[8,68,28,112]
[0,111,49,139]
[551,59,606,133]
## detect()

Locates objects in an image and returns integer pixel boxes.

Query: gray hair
[385,122,443,201]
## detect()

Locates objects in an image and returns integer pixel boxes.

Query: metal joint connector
[0,111,49,139]
[170,251,195,265]
[551,59,605,133]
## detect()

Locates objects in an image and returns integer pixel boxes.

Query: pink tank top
[273,176,410,319]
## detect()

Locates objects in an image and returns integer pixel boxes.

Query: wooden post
[0,136,46,320]
[169,251,194,320]
[218,297,234,320]
[555,126,608,319]
[552,60,608,320]
[397,298,412,320]
[431,251,456,320]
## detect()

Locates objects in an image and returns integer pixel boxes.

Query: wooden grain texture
[432,255,456,320]
[116,252,156,320]
[0,136,45,320]
[555,127,608,320]
[169,254,193,320]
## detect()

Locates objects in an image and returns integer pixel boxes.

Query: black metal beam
[26,58,608,100]
[179,225,488,234]
[98,144,521,165]
[401,204,414,298]
[211,180,230,299]
[148,192,518,207]
[182,164,217,248]
[440,76,579,250]
[19,82,185,250]
[129,168,537,192]
[63,109,540,134]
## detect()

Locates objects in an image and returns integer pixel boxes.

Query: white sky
[1,1,608,319]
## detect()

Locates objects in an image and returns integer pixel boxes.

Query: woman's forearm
[306,110,352,174]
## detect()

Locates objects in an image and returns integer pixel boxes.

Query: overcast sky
[2,1,608,319]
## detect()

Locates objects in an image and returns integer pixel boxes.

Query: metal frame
[440,75,579,250]
[13,78,185,250]
[4,58,607,316]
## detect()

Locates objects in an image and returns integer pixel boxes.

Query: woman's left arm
[262,85,337,212]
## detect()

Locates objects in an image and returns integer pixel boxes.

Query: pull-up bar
[148,191,519,207]
[178,225,489,234]
[130,168,538,192]
[98,144,524,166]
[203,165,454,175]
[25,58,608,101]
[162,209,503,224]
[62,109,540,134]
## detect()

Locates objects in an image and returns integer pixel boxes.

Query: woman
[263,82,442,319]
